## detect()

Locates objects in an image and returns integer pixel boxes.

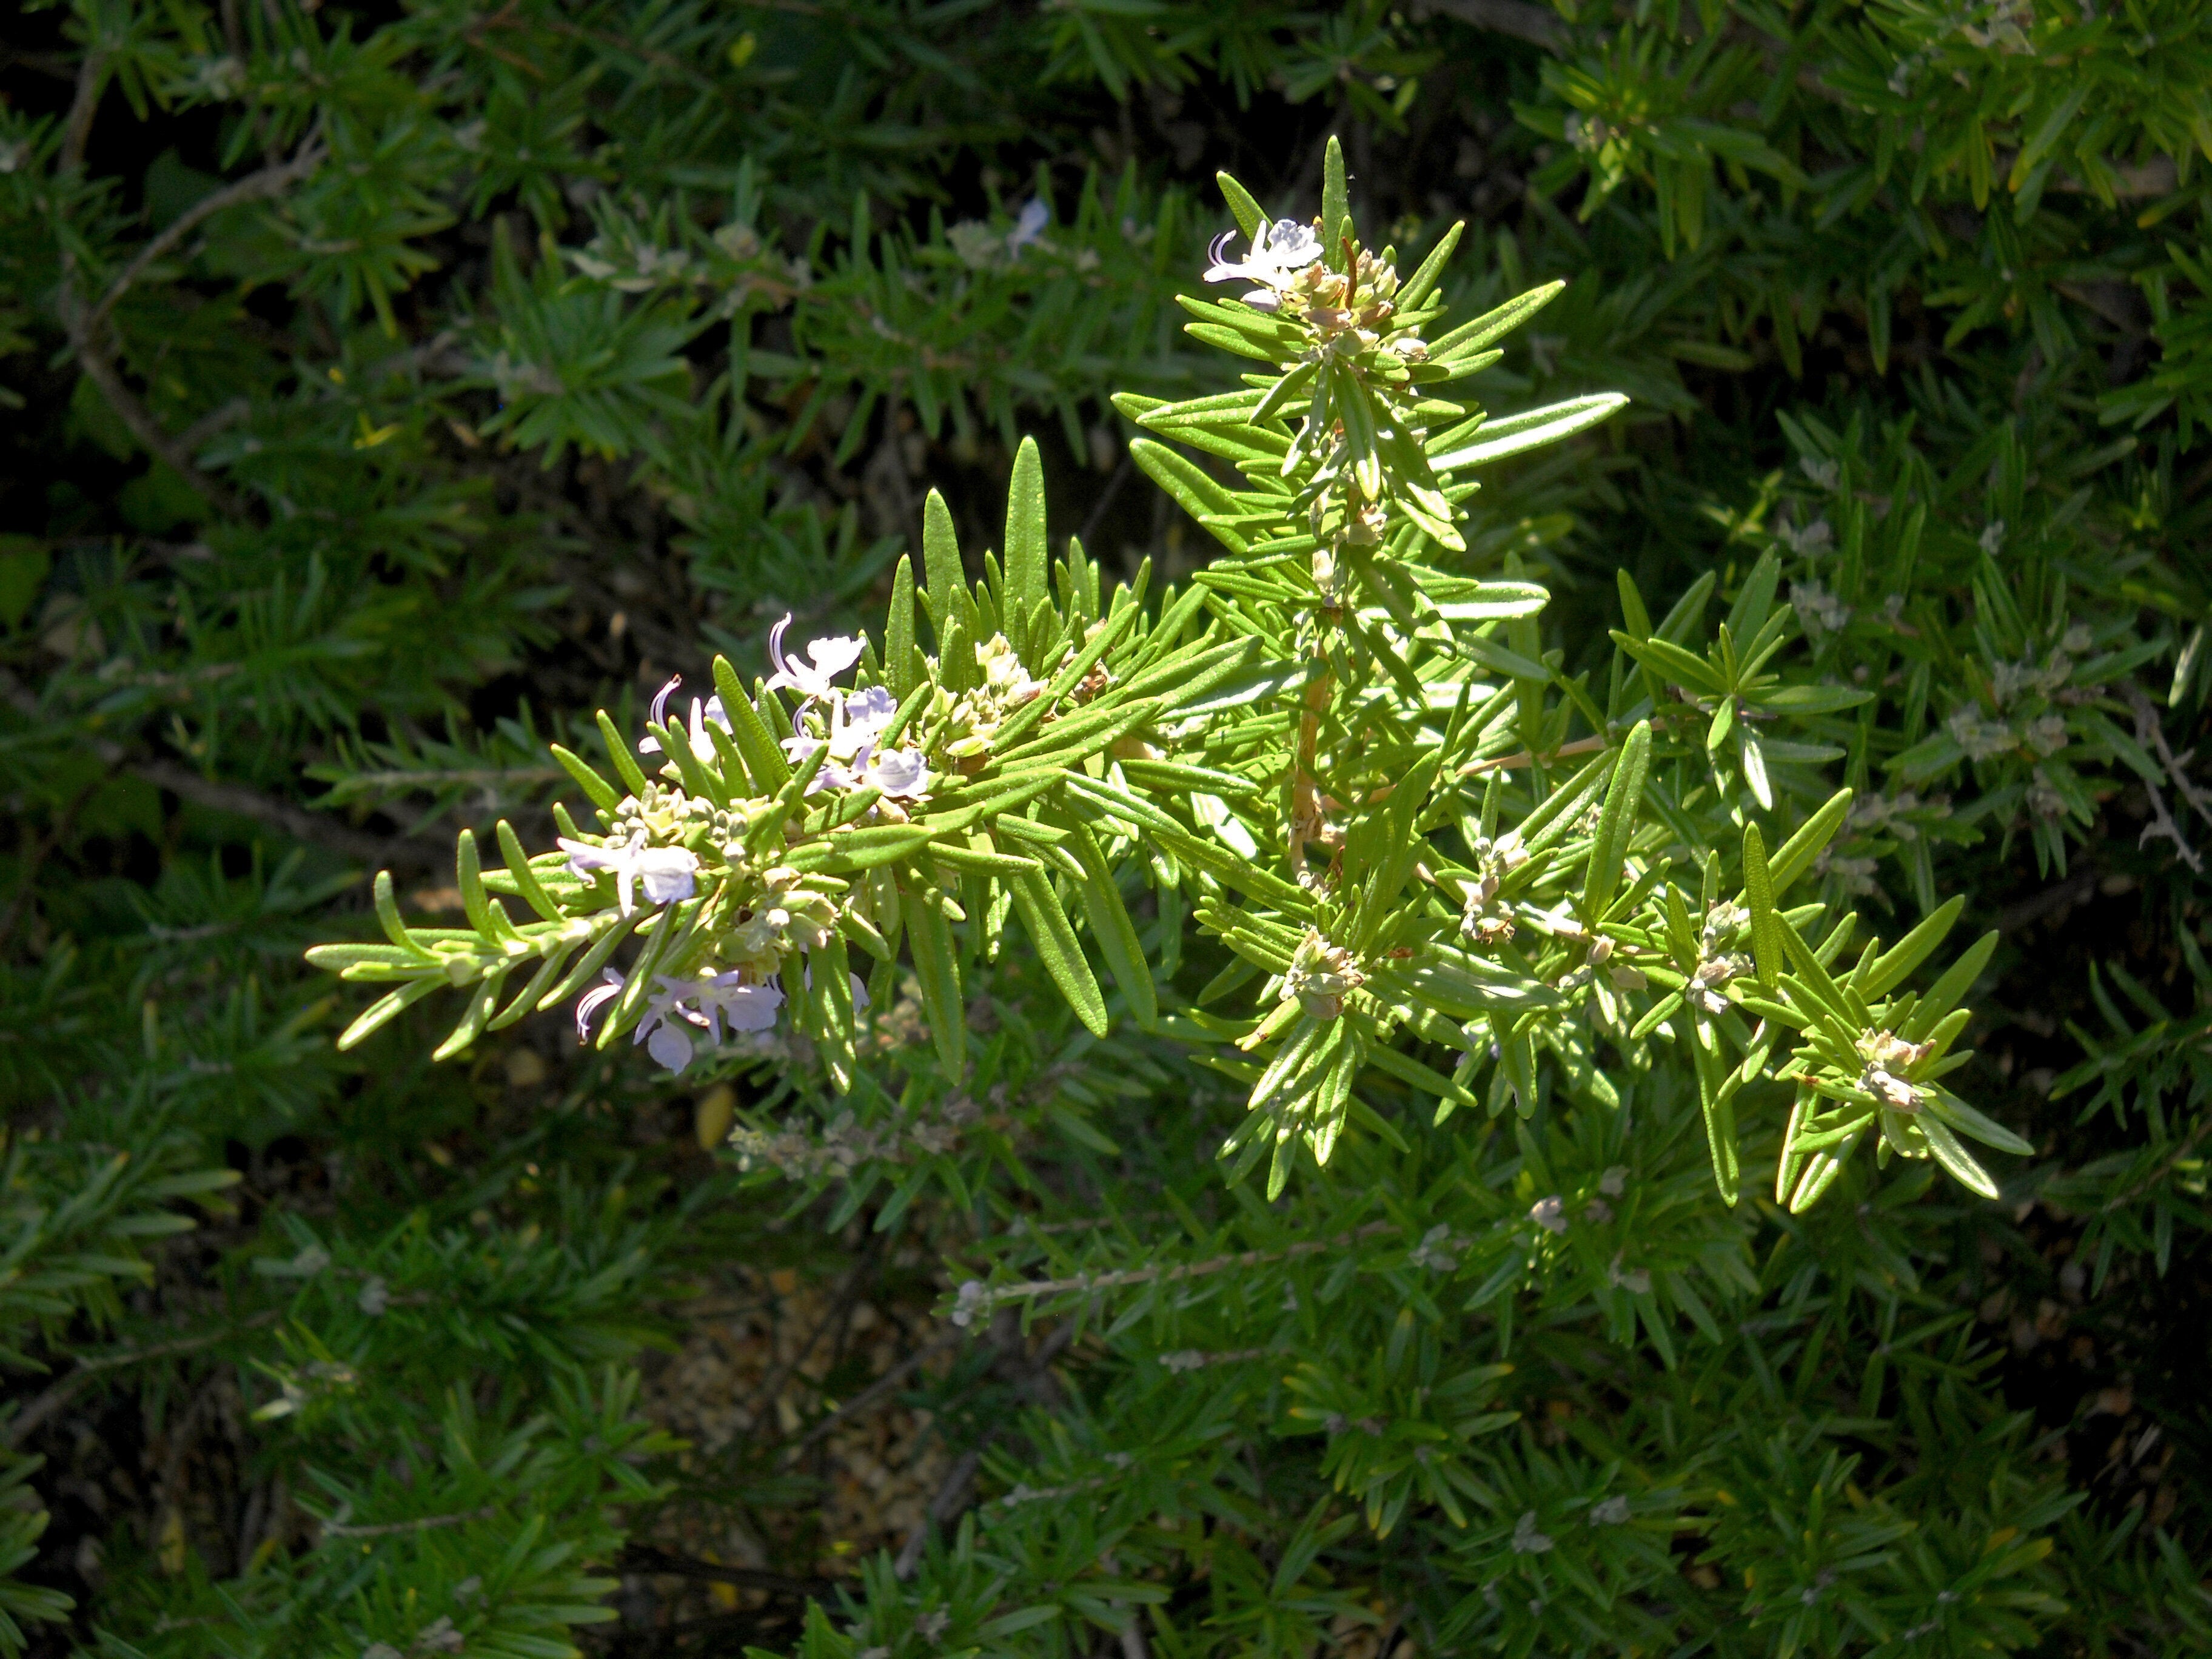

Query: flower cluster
[927,632,1047,765]
[767,617,934,799]
[1856,1028,1934,1113]
[1458,830,1529,945]
[1202,213,1443,551]
[543,614,940,1073]
[1686,902,1751,1016]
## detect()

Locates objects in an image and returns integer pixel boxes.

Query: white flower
[781,684,930,799]
[1202,217,1324,310]
[950,1279,990,1327]
[1529,1195,1568,1235]
[1007,196,1049,253]
[843,683,898,742]
[558,837,698,914]
[1510,1511,1555,1554]
[1589,1495,1632,1526]
[764,613,865,702]
[577,968,712,1071]
[639,673,734,761]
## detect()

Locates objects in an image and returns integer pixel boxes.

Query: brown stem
[84,139,324,338]
[0,668,445,870]
[5,1308,285,1448]
[67,342,246,517]
[0,775,105,951]
[59,49,106,172]
[780,1321,964,1460]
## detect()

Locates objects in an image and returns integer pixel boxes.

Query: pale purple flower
[1529,1195,1567,1235]
[780,682,913,796]
[1202,218,1323,310]
[689,970,784,1042]
[780,736,861,796]
[1007,196,1049,253]
[574,967,692,1071]
[558,837,698,915]
[575,968,785,1073]
[842,684,898,742]
[574,968,625,1044]
[865,746,931,799]
[764,614,865,702]
[640,673,734,761]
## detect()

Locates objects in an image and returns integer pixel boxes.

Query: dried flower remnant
[1460,830,1529,945]
[1282,930,1364,1019]
[1856,1028,1933,1113]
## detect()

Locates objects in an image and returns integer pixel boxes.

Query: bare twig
[84,139,324,337]
[1996,867,2100,935]
[6,1309,286,1448]
[1414,0,1566,52]
[2130,686,2205,874]
[2131,685,2212,831]
[892,1320,1077,1579]
[68,345,247,517]
[782,1322,965,1459]
[893,1449,979,1579]
[52,47,251,517]
[0,775,106,951]
[322,1505,498,1538]
[60,49,107,172]
[952,1221,1398,1322]
[615,1546,828,1598]
[0,668,445,870]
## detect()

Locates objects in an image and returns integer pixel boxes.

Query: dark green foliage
[2,1,2210,1657]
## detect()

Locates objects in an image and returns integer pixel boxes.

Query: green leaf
[337,977,443,1051]
[1768,787,1852,896]
[1610,631,1726,695]
[1216,171,1266,238]
[1858,895,1963,1001]
[374,870,432,959]
[886,554,918,701]
[1581,720,1650,922]
[901,883,966,1079]
[550,744,620,811]
[1129,439,1250,551]
[1067,822,1156,1030]
[922,488,962,638]
[1433,394,1627,470]
[1429,281,1566,360]
[1742,822,1781,990]
[712,659,793,789]
[1692,1025,1741,1204]
[497,820,561,923]
[596,709,649,797]
[1005,435,1048,619]
[1321,135,1350,267]
[1899,930,1999,1044]
[1398,220,1464,309]
[1011,870,1109,1037]
[1919,1114,1999,1200]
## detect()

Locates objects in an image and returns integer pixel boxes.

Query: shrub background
[1,1,2208,1655]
